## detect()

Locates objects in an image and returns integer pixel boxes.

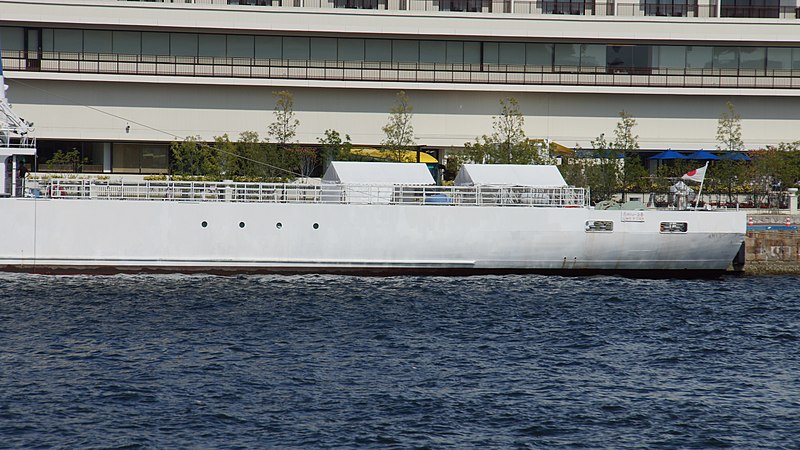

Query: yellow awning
[550,141,575,156]
[350,147,438,164]
[529,139,575,156]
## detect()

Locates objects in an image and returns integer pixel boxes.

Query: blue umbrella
[650,150,688,160]
[719,152,751,161]
[686,150,720,160]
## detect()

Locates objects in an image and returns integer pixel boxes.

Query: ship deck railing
[31,179,588,208]
[0,127,36,153]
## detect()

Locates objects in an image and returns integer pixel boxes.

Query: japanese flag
[682,165,707,183]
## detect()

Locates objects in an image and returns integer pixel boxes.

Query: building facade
[1,0,800,174]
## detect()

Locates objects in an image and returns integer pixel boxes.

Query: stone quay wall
[744,214,800,275]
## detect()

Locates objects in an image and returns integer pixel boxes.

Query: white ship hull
[0,197,746,277]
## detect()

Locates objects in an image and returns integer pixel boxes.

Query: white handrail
[36,179,588,208]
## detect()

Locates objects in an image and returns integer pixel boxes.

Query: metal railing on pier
[34,179,588,208]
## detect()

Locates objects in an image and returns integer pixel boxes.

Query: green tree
[711,158,747,205]
[750,144,800,206]
[318,129,353,171]
[443,151,468,181]
[772,141,800,188]
[267,91,299,148]
[491,97,527,164]
[46,148,85,173]
[214,134,238,178]
[235,131,266,178]
[584,133,621,203]
[558,154,589,189]
[381,91,415,162]
[170,136,220,177]
[291,147,318,178]
[613,111,648,199]
[716,101,744,153]
[462,97,549,165]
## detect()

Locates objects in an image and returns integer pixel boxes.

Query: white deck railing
[31,179,587,208]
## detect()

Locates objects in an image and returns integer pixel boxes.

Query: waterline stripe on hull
[0,264,732,279]
[0,256,735,269]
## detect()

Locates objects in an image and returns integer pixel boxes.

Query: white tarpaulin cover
[454,164,567,187]
[322,161,435,185]
[321,161,435,204]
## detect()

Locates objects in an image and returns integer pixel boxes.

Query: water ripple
[1,273,799,448]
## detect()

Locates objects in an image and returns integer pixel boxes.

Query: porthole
[276,222,282,229]
[585,220,613,232]
[239,222,245,228]
[201,221,208,228]
[313,223,319,229]
[660,221,688,233]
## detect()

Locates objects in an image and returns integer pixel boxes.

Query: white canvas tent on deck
[321,161,435,204]
[454,164,567,187]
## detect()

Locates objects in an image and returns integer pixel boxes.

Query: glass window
[420,41,446,63]
[580,44,605,67]
[713,47,739,69]
[112,143,168,174]
[482,42,498,64]
[607,45,632,70]
[283,37,309,60]
[392,40,418,62]
[686,46,712,69]
[739,47,765,70]
[526,44,552,66]
[632,45,652,69]
[721,0,779,18]
[199,34,226,57]
[255,36,282,59]
[142,32,169,56]
[83,142,106,173]
[140,145,169,174]
[654,45,685,69]
[84,30,112,54]
[446,41,463,64]
[766,47,791,69]
[338,38,365,61]
[42,29,54,52]
[310,38,337,61]
[170,33,198,57]
[544,0,587,14]
[464,42,481,64]
[498,43,525,65]
[793,49,800,70]
[113,31,141,55]
[644,0,688,16]
[0,27,25,50]
[112,143,141,174]
[365,39,391,62]
[53,29,83,53]
[554,44,580,66]
[227,35,254,58]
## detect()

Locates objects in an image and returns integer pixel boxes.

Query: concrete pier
[743,214,800,275]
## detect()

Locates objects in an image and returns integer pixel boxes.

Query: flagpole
[694,161,709,209]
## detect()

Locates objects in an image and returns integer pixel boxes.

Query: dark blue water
[1,274,799,449]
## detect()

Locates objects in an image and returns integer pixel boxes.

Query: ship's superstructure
[0,44,35,196]
[1,0,799,175]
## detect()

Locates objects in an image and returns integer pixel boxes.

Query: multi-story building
[1,0,799,174]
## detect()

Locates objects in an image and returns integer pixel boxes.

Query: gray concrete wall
[8,77,800,149]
